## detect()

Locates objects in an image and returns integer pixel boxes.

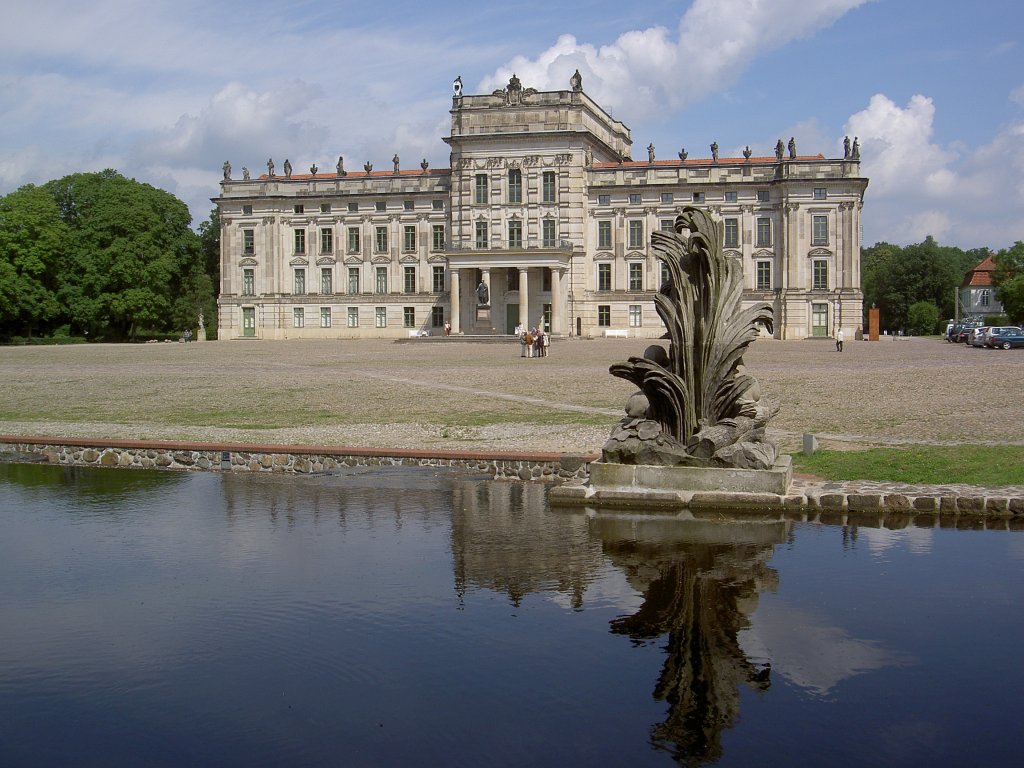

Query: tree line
[0,170,218,342]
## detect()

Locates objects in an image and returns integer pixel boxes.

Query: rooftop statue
[336,155,346,176]
[283,159,292,178]
[222,160,231,181]
[710,142,719,162]
[603,207,779,470]
[775,140,784,162]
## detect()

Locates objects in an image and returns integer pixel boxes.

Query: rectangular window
[404,266,416,294]
[347,227,360,253]
[432,199,444,211]
[243,229,254,255]
[629,262,643,291]
[629,305,642,327]
[293,308,304,328]
[628,220,644,248]
[980,289,990,306]
[813,260,828,290]
[348,267,360,294]
[375,201,386,212]
[725,191,738,203]
[598,263,612,291]
[756,217,772,247]
[242,268,255,295]
[320,228,333,254]
[403,307,415,328]
[508,169,522,203]
[661,262,670,287]
[724,218,739,248]
[542,219,556,247]
[756,261,772,291]
[598,221,612,249]
[375,266,388,294]
[692,192,705,203]
[294,204,304,214]
[348,307,359,327]
[320,267,332,295]
[431,306,444,327]
[293,268,305,295]
[598,194,610,206]
[660,219,673,232]
[543,303,551,331]
[598,305,611,327]
[432,266,445,293]
[542,171,556,203]
[348,202,358,213]
[242,205,253,216]
[475,174,488,204]
[320,203,331,213]
[294,228,306,254]
[629,193,641,205]
[403,225,416,252]
[403,200,414,211]
[812,214,829,246]
[432,225,445,251]
[375,307,387,328]
[661,192,673,204]
[475,221,488,249]
[508,220,523,248]
[375,226,388,253]
[757,190,770,203]
[542,268,552,293]
[813,187,827,200]
[507,268,520,292]
[320,307,331,328]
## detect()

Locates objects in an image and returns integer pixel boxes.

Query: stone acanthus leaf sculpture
[603,207,779,470]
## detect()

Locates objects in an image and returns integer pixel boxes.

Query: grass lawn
[793,445,1024,486]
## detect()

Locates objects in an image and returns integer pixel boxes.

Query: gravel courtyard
[1,336,1021,453]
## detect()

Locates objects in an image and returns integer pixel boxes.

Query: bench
[603,329,628,338]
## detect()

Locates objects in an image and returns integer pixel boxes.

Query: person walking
[836,328,844,352]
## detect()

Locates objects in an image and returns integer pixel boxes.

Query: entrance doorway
[242,307,256,337]
[811,303,828,337]
[506,304,519,334]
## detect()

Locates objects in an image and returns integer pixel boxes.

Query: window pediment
[238,257,258,267]
[723,249,742,259]
[315,256,337,266]
[399,254,418,264]
[594,251,614,261]
[808,248,833,258]
[427,254,448,264]
[289,256,309,267]
[752,249,773,259]
[371,254,392,264]
[343,255,362,265]
[624,250,646,260]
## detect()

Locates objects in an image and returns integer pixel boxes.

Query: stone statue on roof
[267,158,275,177]
[393,154,400,174]
[283,159,292,178]
[453,75,463,97]
[336,156,346,176]
[787,137,796,160]
[678,148,688,161]
[743,146,752,160]
[648,143,655,163]
[711,142,719,163]
[570,69,582,92]
[364,161,373,174]
[843,136,851,159]
[222,160,231,181]
[242,166,250,180]
[310,163,318,175]
[774,140,784,162]
[851,137,860,160]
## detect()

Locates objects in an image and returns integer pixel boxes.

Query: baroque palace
[215,72,867,340]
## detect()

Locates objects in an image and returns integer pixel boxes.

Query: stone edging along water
[2,435,1023,521]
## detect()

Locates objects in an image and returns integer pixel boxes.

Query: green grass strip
[792,445,1024,486]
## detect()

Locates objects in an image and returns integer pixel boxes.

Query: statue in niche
[392,154,400,174]
[283,159,292,178]
[453,75,463,97]
[476,280,489,305]
[267,158,275,177]
[774,140,784,162]
[310,163,318,175]
[648,143,656,163]
[603,207,779,470]
[242,167,250,180]
[788,137,796,160]
[584,146,593,166]
[336,156,346,176]
[364,161,373,174]
[420,158,429,173]
[678,148,688,161]
[710,142,719,163]
[222,160,231,181]
[843,136,851,159]
[570,68,583,92]
[851,137,860,160]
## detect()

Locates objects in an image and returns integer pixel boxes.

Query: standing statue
[336,156,346,176]
[570,68,583,91]
[453,75,463,97]
[242,166,250,180]
[283,159,292,178]
[743,146,752,160]
[392,154,400,174]
[678,148,688,161]
[197,312,206,342]
[774,140,784,162]
[843,136,851,159]
[787,137,796,160]
[476,280,489,305]
[267,158,275,177]
[222,160,231,181]
[648,143,656,163]
[851,137,860,160]
[584,146,593,166]
[710,142,719,163]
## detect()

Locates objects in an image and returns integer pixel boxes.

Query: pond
[1,463,1022,767]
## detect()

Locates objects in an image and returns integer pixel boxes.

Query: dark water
[1,463,1022,767]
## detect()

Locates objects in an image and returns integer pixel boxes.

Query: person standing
[836,328,844,352]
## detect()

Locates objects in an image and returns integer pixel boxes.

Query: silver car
[984,326,1022,347]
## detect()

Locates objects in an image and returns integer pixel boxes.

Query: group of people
[516,323,549,358]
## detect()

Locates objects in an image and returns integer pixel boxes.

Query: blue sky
[1,0,1021,249]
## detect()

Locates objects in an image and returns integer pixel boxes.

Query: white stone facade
[216,75,867,340]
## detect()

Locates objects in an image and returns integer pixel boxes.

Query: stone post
[519,267,530,330]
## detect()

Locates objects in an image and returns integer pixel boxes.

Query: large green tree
[0,184,68,338]
[993,241,1024,323]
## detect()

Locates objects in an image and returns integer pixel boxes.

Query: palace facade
[215,73,867,340]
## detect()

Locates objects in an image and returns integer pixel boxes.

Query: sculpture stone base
[549,455,792,512]
[469,305,496,334]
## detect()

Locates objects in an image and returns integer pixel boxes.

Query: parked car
[989,330,1024,349]
[968,326,991,347]
[984,326,1022,347]
[952,322,981,343]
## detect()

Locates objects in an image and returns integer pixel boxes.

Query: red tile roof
[962,255,998,287]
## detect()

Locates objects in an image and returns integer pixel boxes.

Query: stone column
[519,267,530,329]
[450,268,461,334]
[551,267,564,335]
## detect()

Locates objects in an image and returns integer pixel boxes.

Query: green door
[506,303,519,334]
[811,303,828,337]
[242,307,256,337]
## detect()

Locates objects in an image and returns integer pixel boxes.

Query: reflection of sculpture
[222,160,231,181]
[476,280,489,305]
[604,207,778,469]
[774,140,784,161]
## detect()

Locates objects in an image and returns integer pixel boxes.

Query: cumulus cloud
[479,0,870,120]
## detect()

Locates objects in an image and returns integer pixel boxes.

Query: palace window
[375,307,387,328]
[508,168,522,203]
[347,228,360,253]
[375,266,388,294]
[320,203,331,213]
[628,220,644,249]
[242,205,253,216]
[404,200,414,211]
[293,268,305,295]
[403,225,416,252]
[725,191,738,203]
[432,199,444,211]
[598,305,611,326]
[756,260,772,291]
[431,307,444,327]
[347,202,358,213]
[508,219,523,248]
[432,266,445,293]
[629,193,641,205]
[294,204,304,214]
[476,221,489,249]
[756,217,772,247]
[629,305,642,327]
[243,229,254,255]
[507,269,519,292]
[660,219,673,232]
[692,192,705,203]
[812,215,829,246]
[475,174,488,204]
[661,192,673,204]
[629,262,643,291]
[980,289,991,307]
[293,308,304,328]
[320,267,332,295]
[757,190,769,203]
[542,268,552,292]
[320,307,331,328]
[404,266,416,294]
[348,267,360,294]
[294,228,306,254]
[598,194,610,206]
[542,218,556,247]
[347,307,359,327]
[598,263,612,291]
[375,226,388,253]
[724,218,739,248]
[598,221,612,249]
[375,201,386,212]
[242,268,255,295]
[543,304,551,331]
[813,187,827,200]
[432,225,445,251]
[403,307,415,328]
[320,228,333,253]
[813,259,828,290]
[542,171,556,203]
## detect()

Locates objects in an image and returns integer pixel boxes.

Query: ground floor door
[242,307,256,337]
[506,304,518,334]
[811,303,828,337]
